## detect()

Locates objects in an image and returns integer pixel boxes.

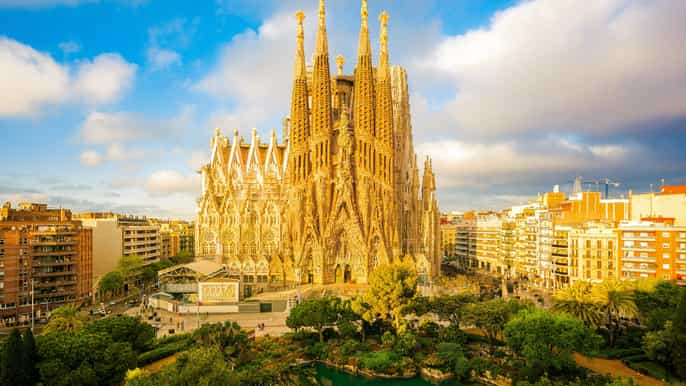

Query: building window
[0,239,4,245]
[663,243,670,248]
[640,232,649,238]
[0,249,3,256]
[663,232,671,238]
[663,253,670,259]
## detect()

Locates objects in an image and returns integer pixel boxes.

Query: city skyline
[1,0,685,220]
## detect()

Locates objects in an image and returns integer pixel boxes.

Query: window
[640,242,648,247]
[663,243,670,248]
[640,252,648,257]
[0,249,3,256]
[663,232,671,238]
[0,239,4,245]
[640,232,649,238]
[663,253,670,259]
[663,264,670,269]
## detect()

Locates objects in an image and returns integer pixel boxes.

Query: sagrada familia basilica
[196,0,441,286]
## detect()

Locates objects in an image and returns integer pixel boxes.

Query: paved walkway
[125,307,290,338]
[573,353,666,386]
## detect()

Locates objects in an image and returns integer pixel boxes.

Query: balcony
[35,280,77,288]
[622,246,656,252]
[32,260,74,267]
[622,266,657,274]
[621,256,656,263]
[622,236,656,241]
[33,271,75,278]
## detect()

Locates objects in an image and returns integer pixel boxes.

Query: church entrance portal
[344,265,352,283]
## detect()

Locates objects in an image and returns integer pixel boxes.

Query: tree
[671,289,686,378]
[173,250,194,265]
[85,316,155,352]
[1,328,25,386]
[286,297,341,342]
[43,305,89,334]
[463,298,531,343]
[552,281,603,328]
[591,280,637,346]
[99,271,125,299]
[633,280,682,330]
[354,263,418,332]
[505,309,602,376]
[22,329,38,385]
[126,347,236,386]
[118,255,144,283]
[37,331,136,386]
[404,294,477,326]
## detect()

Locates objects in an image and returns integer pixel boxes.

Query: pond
[313,364,451,386]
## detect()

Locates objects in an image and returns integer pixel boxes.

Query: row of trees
[98,250,194,299]
[0,311,156,386]
[553,278,686,378]
[285,263,607,382]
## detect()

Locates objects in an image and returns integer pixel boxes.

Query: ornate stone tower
[195,0,441,289]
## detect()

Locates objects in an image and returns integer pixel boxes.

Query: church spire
[379,11,389,74]
[311,0,333,169]
[353,0,375,141]
[289,10,311,182]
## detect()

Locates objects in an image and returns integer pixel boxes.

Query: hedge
[137,340,191,366]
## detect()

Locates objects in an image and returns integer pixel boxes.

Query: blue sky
[1,0,685,219]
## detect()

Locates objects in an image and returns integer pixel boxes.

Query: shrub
[304,342,328,360]
[337,320,358,340]
[357,350,401,373]
[394,332,418,356]
[418,320,440,338]
[438,324,466,344]
[381,331,396,347]
[137,340,190,366]
[339,339,362,357]
[626,361,670,380]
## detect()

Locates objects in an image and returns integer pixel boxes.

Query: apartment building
[455,215,473,268]
[0,203,92,325]
[514,207,539,280]
[618,220,686,284]
[631,186,686,226]
[472,214,503,273]
[76,213,161,289]
[569,222,618,283]
[552,225,571,286]
[440,214,459,260]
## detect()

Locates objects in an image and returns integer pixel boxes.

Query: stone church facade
[196,0,440,286]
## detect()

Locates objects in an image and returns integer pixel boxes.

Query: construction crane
[570,176,621,199]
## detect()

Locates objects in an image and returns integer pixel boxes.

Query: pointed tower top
[336,55,345,75]
[358,0,370,56]
[294,10,306,79]
[319,0,326,26]
[316,0,329,54]
[379,11,389,71]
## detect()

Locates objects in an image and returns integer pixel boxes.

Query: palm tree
[43,305,89,334]
[591,279,638,346]
[552,281,602,327]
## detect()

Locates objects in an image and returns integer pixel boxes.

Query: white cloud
[0,37,136,117]
[145,170,199,195]
[187,150,209,170]
[417,0,686,137]
[78,105,194,144]
[146,47,181,71]
[58,40,81,55]
[0,37,70,116]
[80,150,102,167]
[73,53,136,104]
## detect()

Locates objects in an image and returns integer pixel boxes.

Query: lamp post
[31,278,35,332]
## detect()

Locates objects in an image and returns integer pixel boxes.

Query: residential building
[569,222,618,283]
[76,213,161,291]
[0,202,92,325]
[440,213,459,260]
[551,225,571,287]
[631,185,686,226]
[455,215,473,268]
[471,213,503,273]
[618,220,686,284]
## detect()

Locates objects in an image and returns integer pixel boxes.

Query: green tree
[98,271,125,298]
[354,263,418,332]
[552,281,602,328]
[437,342,472,381]
[126,347,236,386]
[405,294,477,326]
[22,329,38,385]
[505,309,602,376]
[1,328,25,386]
[173,250,194,265]
[37,331,136,386]
[591,280,638,347]
[671,289,686,378]
[633,280,682,330]
[286,297,341,342]
[118,254,145,283]
[463,298,531,343]
[85,316,155,352]
[43,305,89,334]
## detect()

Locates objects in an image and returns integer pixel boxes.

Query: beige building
[196,2,441,285]
[569,222,618,283]
[76,213,161,289]
[631,186,686,226]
